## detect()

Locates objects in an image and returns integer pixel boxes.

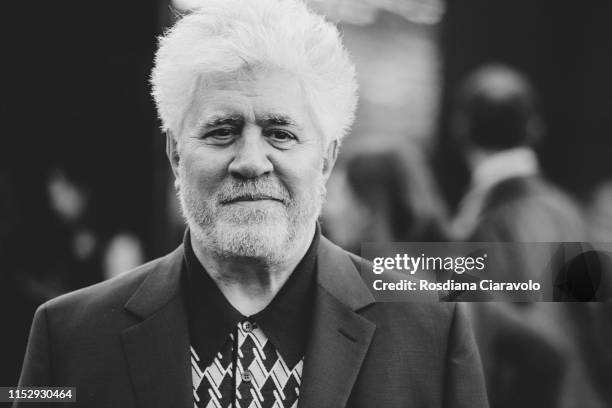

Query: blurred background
[1,0,612,406]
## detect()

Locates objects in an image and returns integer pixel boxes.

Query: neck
[190,224,316,316]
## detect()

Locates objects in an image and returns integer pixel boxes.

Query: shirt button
[242,370,252,382]
[243,321,253,332]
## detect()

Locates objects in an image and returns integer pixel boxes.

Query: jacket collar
[121,246,192,408]
[123,245,184,319]
[123,235,376,318]
[316,235,375,311]
[298,236,377,408]
[121,235,377,408]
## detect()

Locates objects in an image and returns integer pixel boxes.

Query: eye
[265,129,297,147]
[203,127,238,144]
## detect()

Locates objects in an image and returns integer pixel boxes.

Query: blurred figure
[451,64,587,286]
[323,146,448,254]
[46,168,105,290]
[1,165,145,385]
[48,168,145,283]
[0,166,98,384]
[449,64,586,243]
[449,64,602,408]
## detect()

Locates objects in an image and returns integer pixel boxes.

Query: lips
[222,194,284,204]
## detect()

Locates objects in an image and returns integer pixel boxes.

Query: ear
[166,131,180,180]
[322,139,339,182]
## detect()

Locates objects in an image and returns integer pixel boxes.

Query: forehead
[188,69,312,127]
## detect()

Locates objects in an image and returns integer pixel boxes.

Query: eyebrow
[198,113,300,132]
[257,114,299,128]
[203,114,244,128]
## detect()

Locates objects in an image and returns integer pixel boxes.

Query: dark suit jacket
[467,177,590,407]
[471,175,585,244]
[16,237,488,408]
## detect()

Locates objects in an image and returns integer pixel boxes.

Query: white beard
[177,168,326,265]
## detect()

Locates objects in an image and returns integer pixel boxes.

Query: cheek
[273,151,325,196]
[179,147,229,191]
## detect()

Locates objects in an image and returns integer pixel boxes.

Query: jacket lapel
[118,237,376,408]
[121,246,192,408]
[299,237,377,408]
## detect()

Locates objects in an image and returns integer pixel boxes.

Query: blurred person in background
[0,160,144,385]
[450,64,587,287]
[15,1,488,407]
[46,167,104,290]
[449,64,586,245]
[323,146,449,254]
[47,166,144,286]
[449,64,608,408]
[1,166,99,385]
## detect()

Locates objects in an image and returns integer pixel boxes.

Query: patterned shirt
[182,228,319,408]
[191,321,303,408]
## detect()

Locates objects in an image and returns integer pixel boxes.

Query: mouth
[221,194,284,204]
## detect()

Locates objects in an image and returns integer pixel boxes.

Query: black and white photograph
[1,0,611,407]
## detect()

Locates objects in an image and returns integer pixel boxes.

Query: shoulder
[476,176,586,241]
[318,237,463,337]
[39,248,182,328]
[342,249,458,329]
[361,299,457,334]
[485,176,580,212]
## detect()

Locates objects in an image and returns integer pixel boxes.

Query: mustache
[217,177,291,204]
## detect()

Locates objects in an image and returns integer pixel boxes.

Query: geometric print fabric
[191,320,303,408]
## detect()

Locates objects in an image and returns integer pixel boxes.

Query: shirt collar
[471,147,539,193]
[182,225,320,369]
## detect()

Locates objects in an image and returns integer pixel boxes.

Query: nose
[228,124,273,179]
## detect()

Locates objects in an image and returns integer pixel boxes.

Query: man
[449,64,585,244]
[449,64,586,288]
[17,1,488,407]
[449,65,593,408]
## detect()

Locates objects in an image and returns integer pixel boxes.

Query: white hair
[150,0,358,146]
